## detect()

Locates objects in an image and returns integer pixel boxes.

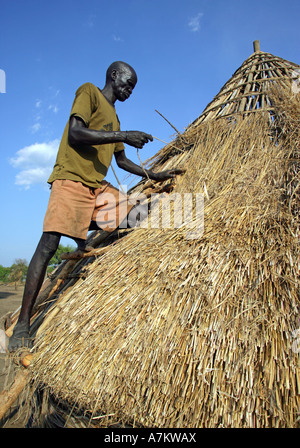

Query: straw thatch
[5,43,300,428]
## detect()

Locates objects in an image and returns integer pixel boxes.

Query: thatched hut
[3,41,300,428]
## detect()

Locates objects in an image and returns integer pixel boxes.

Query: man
[8,61,183,351]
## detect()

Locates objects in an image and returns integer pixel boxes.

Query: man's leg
[8,232,61,352]
[73,237,93,251]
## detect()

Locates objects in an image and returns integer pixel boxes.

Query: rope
[111,131,183,192]
[110,163,127,195]
[136,148,155,187]
[110,149,155,195]
[153,136,185,153]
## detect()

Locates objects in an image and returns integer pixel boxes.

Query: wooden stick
[253,40,260,53]
[0,369,30,421]
[155,109,189,148]
[61,246,113,261]
[155,109,181,135]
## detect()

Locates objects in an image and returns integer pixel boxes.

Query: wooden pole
[0,369,30,421]
[253,40,260,53]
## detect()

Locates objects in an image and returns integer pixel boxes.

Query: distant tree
[0,265,11,283]
[9,258,28,289]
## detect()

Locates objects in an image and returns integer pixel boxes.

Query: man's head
[106,61,137,102]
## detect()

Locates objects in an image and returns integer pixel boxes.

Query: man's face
[112,68,137,102]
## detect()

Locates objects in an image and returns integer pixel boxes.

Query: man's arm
[68,116,152,149]
[114,149,185,182]
[69,116,185,181]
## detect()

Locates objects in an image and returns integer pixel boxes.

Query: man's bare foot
[8,321,33,352]
[61,245,94,260]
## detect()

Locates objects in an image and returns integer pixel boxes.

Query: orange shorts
[43,179,134,240]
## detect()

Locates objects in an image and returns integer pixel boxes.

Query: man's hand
[115,149,186,182]
[150,168,186,182]
[124,131,153,149]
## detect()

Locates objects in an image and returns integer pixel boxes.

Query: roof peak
[189,41,299,126]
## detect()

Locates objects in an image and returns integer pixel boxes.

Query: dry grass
[23,86,300,428]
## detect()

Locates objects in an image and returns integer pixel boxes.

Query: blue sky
[0,0,299,267]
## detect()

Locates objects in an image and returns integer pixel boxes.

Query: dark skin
[8,62,184,352]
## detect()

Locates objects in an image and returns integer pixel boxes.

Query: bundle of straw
[27,86,299,428]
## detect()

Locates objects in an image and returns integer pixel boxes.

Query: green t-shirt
[48,82,125,188]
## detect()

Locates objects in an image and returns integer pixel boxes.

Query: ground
[0,283,27,428]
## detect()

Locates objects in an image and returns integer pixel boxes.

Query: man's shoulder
[75,82,99,96]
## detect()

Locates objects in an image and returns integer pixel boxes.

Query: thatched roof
[5,42,300,428]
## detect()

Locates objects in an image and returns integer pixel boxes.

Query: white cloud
[10,140,59,189]
[113,35,123,42]
[188,13,204,32]
[31,122,41,133]
[14,167,53,189]
[48,104,59,113]
[30,90,60,133]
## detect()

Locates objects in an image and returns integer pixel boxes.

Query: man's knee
[39,232,60,260]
